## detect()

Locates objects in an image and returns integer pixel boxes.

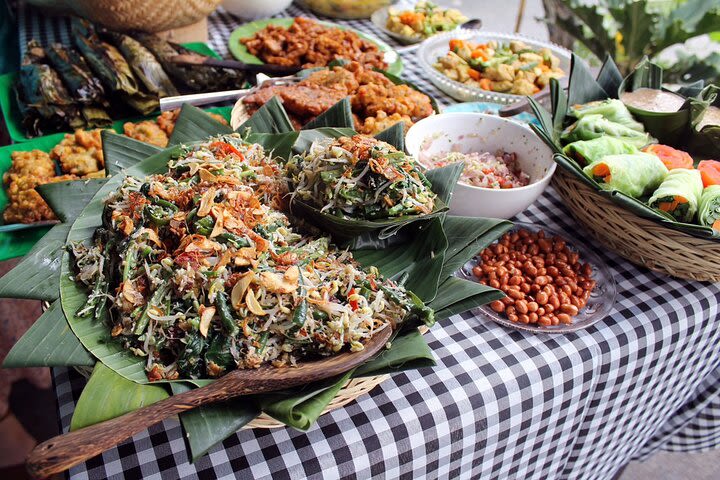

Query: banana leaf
[374,122,405,152]
[45,43,105,105]
[237,96,294,135]
[245,132,299,162]
[292,127,357,153]
[170,382,260,461]
[352,328,435,377]
[303,97,354,130]
[689,84,720,156]
[531,55,720,240]
[429,276,504,321]
[108,33,179,98]
[70,362,169,431]
[2,300,94,368]
[102,131,161,176]
[168,104,233,146]
[37,178,108,224]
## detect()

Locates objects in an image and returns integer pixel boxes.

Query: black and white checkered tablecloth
[15,2,720,479]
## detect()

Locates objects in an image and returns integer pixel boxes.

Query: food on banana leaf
[45,43,106,105]
[136,34,245,93]
[433,38,564,95]
[386,1,467,40]
[648,169,703,222]
[561,114,654,149]
[568,99,644,132]
[51,129,107,176]
[15,42,84,137]
[123,120,169,147]
[287,135,437,219]
[642,144,694,170]
[697,106,720,130]
[620,87,686,113]
[582,153,668,198]
[69,134,431,380]
[562,137,638,165]
[699,185,720,231]
[698,160,720,187]
[2,150,78,224]
[108,33,179,98]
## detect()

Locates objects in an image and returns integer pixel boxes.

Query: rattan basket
[552,169,720,282]
[27,0,221,33]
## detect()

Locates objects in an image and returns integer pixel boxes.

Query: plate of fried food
[0,108,230,233]
[228,17,403,76]
[232,61,437,134]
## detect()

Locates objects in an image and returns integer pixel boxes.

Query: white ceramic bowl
[405,112,556,219]
[417,30,571,105]
[221,0,293,19]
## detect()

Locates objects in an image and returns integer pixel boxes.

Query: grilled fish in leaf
[46,43,106,105]
[136,34,244,92]
[108,33,179,97]
[80,106,112,128]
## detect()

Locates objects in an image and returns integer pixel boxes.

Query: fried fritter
[302,67,359,93]
[356,112,412,135]
[124,120,169,148]
[352,84,434,120]
[51,129,106,176]
[3,150,56,184]
[3,174,76,224]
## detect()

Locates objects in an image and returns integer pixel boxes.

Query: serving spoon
[26,326,392,479]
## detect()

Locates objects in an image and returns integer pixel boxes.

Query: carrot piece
[713,219,720,232]
[449,39,465,51]
[471,49,488,61]
[593,164,610,176]
[643,144,693,170]
[478,77,492,89]
[467,68,482,81]
[698,160,720,187]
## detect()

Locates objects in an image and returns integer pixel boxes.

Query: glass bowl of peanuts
[459,223,617,333]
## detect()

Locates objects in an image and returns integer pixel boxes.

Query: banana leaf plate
[227,18,403,77]
[0,42,221,143]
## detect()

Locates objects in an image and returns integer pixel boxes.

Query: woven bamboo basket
[27,0,221,33]
[552,169,720,282]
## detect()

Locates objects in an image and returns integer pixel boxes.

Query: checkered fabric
[17,2,720,479]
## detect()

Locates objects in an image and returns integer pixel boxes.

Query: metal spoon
[26,326,392,479]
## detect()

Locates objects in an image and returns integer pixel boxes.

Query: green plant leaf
[292,127,357,153]
[423,163,464,205]
[168,104,233,146]
[430,276,505,321]
[70,362,169,430]
[607,0,655,65]
[3,299,94,367]
[0,224,69,300]
[353,328,434,377]
[37,179,107,224]
[170,383,259,461]
[352,217,447,302]
[303,97,354,130]
[656,0,720,51]
[567,53,609,106]
[554,13,609,62]
[374,122,405,152]
[245,131,299,162]
[102,130,162,176]
[258,369,354,431]
[561,0,617,58]
[237,96,294,135]
[596,55,624,97]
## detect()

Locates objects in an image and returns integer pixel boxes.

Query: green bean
[215,291,239,336]
[257,331,270,354]
[194,216,214,236]
[134,283,170,335]
[218,232,250,248]
[291,269,307,326]
[122,241,138,282]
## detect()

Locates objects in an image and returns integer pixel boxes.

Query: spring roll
[561,114,654,149]
[698,185,720,231]
[569,99,645,132]
[583,153,668,198]
[563,137,638,165]
[648,169,703,222]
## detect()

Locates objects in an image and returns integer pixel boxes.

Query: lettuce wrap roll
[583,152,668,198]
[561,114,654,148]
[569,99,644,132]
[698,185,720,231]
[648,169,703,222]
[563,137,638,165]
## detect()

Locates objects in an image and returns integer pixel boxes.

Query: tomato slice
[209,141,245,160]
[698,160,720,187]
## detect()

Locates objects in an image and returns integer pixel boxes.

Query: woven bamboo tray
[552,169,720,282]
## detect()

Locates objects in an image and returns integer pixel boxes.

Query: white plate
[370,6,464,45]
[417,30,572,104]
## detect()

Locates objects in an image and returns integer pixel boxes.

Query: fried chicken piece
[301,67,359,93]
[156,109,228,136]
[51,129,106,176]
[4,150,56,184]
[3,174,76,224]
[352,84,434,120]
[124,120,169,148]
